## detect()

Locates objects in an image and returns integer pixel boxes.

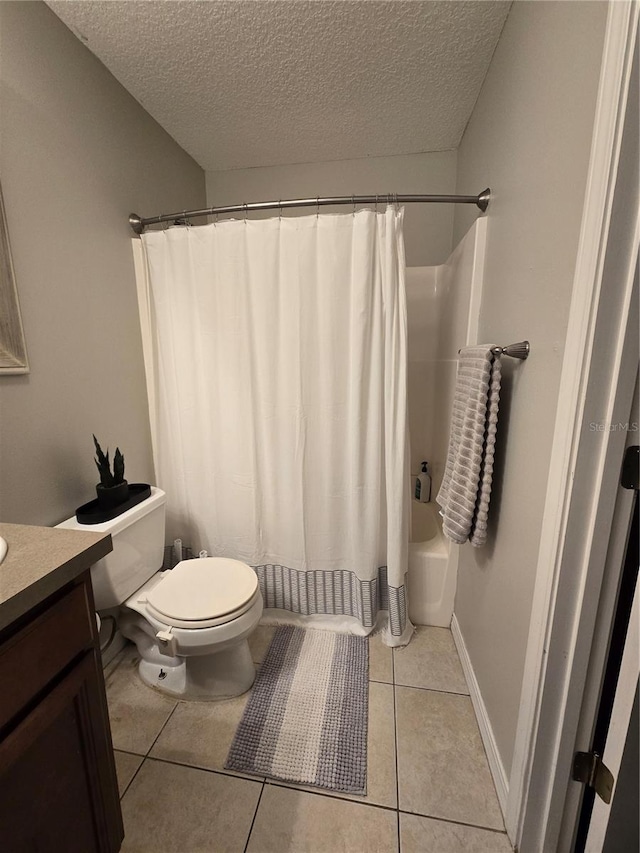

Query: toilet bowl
[56,487,263,700]
[119,557,263,699]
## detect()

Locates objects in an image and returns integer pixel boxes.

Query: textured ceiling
[48,0,511,172]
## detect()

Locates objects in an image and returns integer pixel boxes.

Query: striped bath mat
[226,626,369,794]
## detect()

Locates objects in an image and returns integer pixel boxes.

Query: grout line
[398,809,508,837]
[119,754,145,801]
[394,683,471,698]
[145,701,180,757]
[391,646,401,852]
[143,753,265,785]
[113,747,146,759]
[118,701,180,800]
[107,651,178,801]
[264,779,398,813]
[244,782,265,853]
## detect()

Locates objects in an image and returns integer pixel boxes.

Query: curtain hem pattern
[253,563,407,637]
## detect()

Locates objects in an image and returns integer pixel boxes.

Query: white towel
[436,345,501,547]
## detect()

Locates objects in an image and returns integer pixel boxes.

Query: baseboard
[451,614,509,815]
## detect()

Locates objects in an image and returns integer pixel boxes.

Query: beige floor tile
[150,691,262,780]
[364,681,397,809]
[247,786,398,853]
[369,634,394,683]
[113,751,143,797]
[120,758,261,852]
[400,813,512,852]
[248,624,277,663]
[105,646,178,755]
[275,680,397,808]
[396,687,503,831]
[394,627,468,694]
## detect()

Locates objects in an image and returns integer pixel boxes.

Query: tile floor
[106,626,513,852]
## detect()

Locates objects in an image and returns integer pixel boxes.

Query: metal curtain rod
[129,188,491,234]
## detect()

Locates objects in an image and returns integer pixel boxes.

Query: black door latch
[621,445,639,490]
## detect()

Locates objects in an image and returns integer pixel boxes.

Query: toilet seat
[144,558,260,630]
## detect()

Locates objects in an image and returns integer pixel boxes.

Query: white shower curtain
[136,207,412,646]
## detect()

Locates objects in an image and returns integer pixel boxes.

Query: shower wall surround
[407,219,486,497]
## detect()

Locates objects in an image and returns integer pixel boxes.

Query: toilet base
[138,640,256,700]
[118,575,263,701]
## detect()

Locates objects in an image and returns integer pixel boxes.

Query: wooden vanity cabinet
[0,571,123,853]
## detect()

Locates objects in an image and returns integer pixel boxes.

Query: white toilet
[57,487,263,700]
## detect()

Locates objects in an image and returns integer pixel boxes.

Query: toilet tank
[56,487,166,610]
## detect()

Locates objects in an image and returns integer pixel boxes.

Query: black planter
[76,483,151,524]
[96,480,130,510]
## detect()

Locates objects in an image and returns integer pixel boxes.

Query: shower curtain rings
[316,196,320,219]
[352,195,356,216]
[243,203,248,223]
[278,200,282,221]
[375,194,379,214]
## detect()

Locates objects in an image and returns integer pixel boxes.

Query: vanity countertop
[0,522,112,632]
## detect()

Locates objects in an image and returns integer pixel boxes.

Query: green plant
[93,435,126,487]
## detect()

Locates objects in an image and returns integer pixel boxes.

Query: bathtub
[408,501,456,628]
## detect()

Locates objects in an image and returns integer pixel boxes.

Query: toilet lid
[146,558,259,623]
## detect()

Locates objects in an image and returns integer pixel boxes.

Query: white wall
[0,2,206,525]
[451,0,609,777]
[207,151,457,267]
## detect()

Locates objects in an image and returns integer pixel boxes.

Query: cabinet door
[0,651,123,853]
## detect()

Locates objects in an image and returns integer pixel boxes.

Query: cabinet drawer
[0,582,93,730]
